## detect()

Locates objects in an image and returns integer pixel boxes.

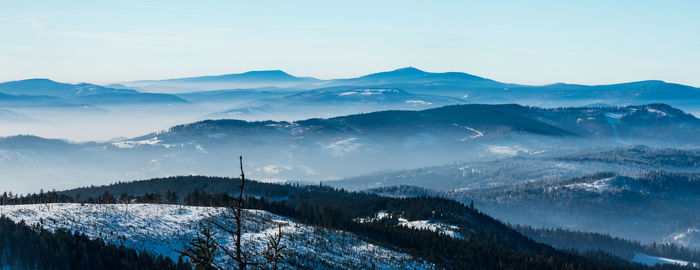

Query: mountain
[514,226,700,267]
[175,88,290,104]
[72,92,188,105]
[122,70,323,93]
[338,145,700,249]
[0,79,138,98]
[209,87,467,120]
[329,67,501,86]
[358,169,700,249]
[172,70,314,83]
[0,90,80,108]
[114,67,700,113]
[9,67,690,134]
[334,145,700,192]
[0,135,80,151]
[362,171,700,253]
[2,103,700,193]
[259,87,462,105]
[522,80,700,101]
[557,145,700,167]
[463,171,700,246]
[169,104,700,148]
[0,79,189,107]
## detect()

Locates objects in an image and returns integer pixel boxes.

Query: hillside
[0,203,431,269]
[332,145,700,191]
[514,226,700,267]
[2,104,700,193]
[9,176,675,269]
[464,171,700,243]
[363,170,700,250]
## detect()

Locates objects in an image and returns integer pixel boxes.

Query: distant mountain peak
[236,70,298,79]
[159,69,313,84]
[242,69,291,75]
[8,78,60,85]
[349,67,493,85]
[19,78,54,82]
[392,67,426,73]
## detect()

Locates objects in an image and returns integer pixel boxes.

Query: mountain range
[1,103,699,194]
[2,67,700,268]
[4,67,700,111]
[346,145,700,251]
[0,78,187,107]
[2,67,699,141]
[114,67,700,107]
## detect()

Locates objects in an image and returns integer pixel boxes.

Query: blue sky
[1,0,699,86]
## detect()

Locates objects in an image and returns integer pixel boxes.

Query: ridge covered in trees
[515,225,700,265]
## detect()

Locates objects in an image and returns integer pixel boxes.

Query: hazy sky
[1,0,699,87]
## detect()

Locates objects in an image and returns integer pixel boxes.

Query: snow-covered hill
[0,203,433,269]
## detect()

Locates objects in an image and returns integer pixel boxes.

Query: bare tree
[234,155,246,268]
[262,223,286,270]
[179,156,286,269]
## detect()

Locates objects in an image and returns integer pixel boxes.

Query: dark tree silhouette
[178,225,219,270]
[179,156,286,269]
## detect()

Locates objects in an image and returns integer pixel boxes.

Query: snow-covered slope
[0,203,433,269]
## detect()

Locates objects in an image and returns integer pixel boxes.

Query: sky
[1,0,699,87]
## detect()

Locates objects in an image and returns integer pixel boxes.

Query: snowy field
[0,203,433,269]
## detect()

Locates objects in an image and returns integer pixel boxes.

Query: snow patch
[339,89,398,96]
[112,137,162,149]
[564,177,614,192]
[405,100,432,105]
[323,138,361,156]
[665,228,700,250]
[356,210,462,239]
[647,108,668,117]
[487,145,529,156]
[453,123,484,140]
[397,218,462,238]
[258,178,287,184]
